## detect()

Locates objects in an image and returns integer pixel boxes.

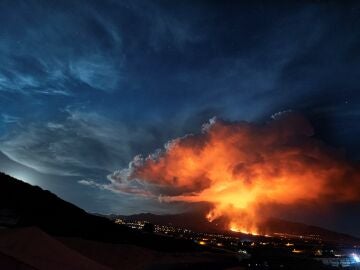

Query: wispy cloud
[0,0,124,95]
[0,107,158,176]
[69,56,122,92]
[1,114,20,124]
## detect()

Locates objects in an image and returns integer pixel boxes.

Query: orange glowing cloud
[109,112,360,234]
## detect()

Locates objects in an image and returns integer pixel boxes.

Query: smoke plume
[109,112,360,234]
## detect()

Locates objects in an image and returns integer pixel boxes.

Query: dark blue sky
[0,0,360,235]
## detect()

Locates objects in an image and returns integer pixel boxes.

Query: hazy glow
[7,171,35,185]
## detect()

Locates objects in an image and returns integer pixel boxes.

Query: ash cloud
[108,112,360,227]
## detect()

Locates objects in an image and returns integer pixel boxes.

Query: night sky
[0,0,360,235]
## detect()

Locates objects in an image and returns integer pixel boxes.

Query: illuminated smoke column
[109,112,360,234]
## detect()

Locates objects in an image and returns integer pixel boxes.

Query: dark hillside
[0,172,201,252]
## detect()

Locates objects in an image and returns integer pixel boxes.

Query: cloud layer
[0,108,157,176]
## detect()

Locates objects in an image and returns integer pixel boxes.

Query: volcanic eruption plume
[109,112,360,234]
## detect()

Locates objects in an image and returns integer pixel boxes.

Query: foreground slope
[0,227,111,270]
[0,172,240,270]
[0,172,202,251]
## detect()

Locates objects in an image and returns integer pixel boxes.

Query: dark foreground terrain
[0,172,239,270]
[1,172,358,269]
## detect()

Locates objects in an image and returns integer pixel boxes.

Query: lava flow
[109,112,360,234]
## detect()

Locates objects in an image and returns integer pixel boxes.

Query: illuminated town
[115,218,360,269]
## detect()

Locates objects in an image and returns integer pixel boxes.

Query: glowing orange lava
[229,225,259,236]
[109,113,360,234]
